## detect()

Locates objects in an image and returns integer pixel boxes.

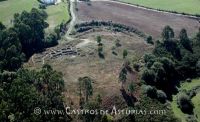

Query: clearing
[26,29,153,108]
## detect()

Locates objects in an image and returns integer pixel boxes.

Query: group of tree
[0,64,70,121]
[75,20,145,37]
[142,26,200,100]
[96,36,104,59]
[0,8,68,121]
[0,8,60,72]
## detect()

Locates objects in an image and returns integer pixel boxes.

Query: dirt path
[76,39,95,48]
[66,0,76,40]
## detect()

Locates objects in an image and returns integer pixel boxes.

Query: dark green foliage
[123,49,128,59]
[133,63,140,72]
[78,76,93,103]
[81,101,100,122]
[157,90,167,103]
[146,35,154,45]
[75,21,146,37]
[0,22,5,30]
[13,8,48,57]
[115,39,121,47]
[0,65,69,122]
[0,27,25,71]
[179,29,192,52]
[142,26,200,98]
[141,68,155,85]
[177,93,194,114]
[39,4,47,9]
[196,28,200,42]
[128,82,135,94]
[97,37,104,59]
[162,25,174,41]
[133,96,180,122]
[144,85,157,98]
[186,115,198,122]
[44,32,58,47]
[96,36,102,44]
[119,67,127,87]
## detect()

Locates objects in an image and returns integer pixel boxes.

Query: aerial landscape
[0,0,200,122]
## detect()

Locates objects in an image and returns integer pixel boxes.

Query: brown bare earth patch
[26,29,152,108]
[76,1,200,38]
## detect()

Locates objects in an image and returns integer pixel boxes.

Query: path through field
[66,0,76,40]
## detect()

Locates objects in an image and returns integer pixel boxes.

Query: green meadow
[171,79,200,122]
[0,0,70,30]
[120,0,200,15]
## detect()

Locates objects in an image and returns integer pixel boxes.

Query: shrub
[157,90,167,103]
[144,85,157,98]
[186,115,197,122]
[146,36,154,45]
[141,69,155,85]
[133,63,140,72]
[115,39,121,47]
[39,4,46,9]
[186,78,192,82]
[177,93,194,114]
[44,33,58,47]
[123,49,128,59]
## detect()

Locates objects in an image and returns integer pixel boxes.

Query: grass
[45,0,70,32]
[120,0,200,15]
[0,0,70,31]
[192,93,200,122]
[0,0,39,25]
[171,79,200,122]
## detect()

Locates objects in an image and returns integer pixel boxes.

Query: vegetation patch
[0,0,70,31]
[171,79,200,122]
[120,0,200,15]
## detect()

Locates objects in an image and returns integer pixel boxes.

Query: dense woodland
[142,26,200,98]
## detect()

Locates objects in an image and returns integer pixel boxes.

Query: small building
[41,0,56,4]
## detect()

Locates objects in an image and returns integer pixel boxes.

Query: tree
[13,8,48,57]
[123,49,128,59]
[179,29,192,52]
[119,67,127,89]
[162,25,174,41]
[146,36,154,45]
[97,35,102,44]
[144,85,157,98]
[177,93,194,114]
[78,76,93,103]
[128,82,135,94]
[157,90,167,103]
[196,28,200,42]
[115,39,121,47]
[0,22,5,30]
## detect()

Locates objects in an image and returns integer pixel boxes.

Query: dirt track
[76,1,200,38]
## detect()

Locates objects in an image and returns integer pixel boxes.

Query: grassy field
[171,79,200,122]
[0,0,70,30]
[192,93,200,122]
[120,0,200,15]
[45,0,70,31]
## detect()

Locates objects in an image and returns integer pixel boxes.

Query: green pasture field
[0,0,70,30]
[120,0,200,15]
[171,79,200,122]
